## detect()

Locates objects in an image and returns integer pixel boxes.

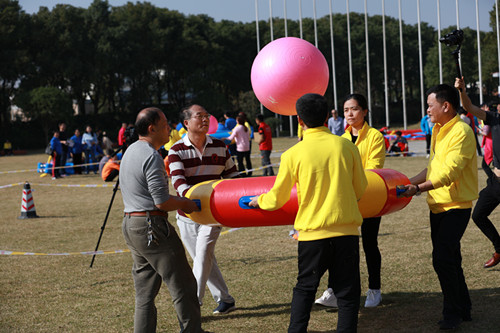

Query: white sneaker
[364,289,382,307]
[315,288,338,308]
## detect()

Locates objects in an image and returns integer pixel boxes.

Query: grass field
[1,137,499,332]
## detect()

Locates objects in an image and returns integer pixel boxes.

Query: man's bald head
[135,107,163,136]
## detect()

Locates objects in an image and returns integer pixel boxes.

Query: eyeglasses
[190,114,211,120]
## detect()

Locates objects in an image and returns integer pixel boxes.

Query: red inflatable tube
[185,168,412,227]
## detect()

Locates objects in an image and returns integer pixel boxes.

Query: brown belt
[124,211,167,217]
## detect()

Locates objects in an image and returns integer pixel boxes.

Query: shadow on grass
[202,302,291,322]
[213,289,500,332]
[355,288,500,332]
[230,255,296,265]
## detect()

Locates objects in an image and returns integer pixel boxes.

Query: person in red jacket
[255,114,274,176]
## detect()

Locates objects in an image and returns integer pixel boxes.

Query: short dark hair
[426,84,459,111]
[180,105,196,130]
[296,93,328,128]
[135,107,162,136]
[256,114,264,122]
[395,130,402,136]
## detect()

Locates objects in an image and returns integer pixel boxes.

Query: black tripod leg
[89,145,125,268]
[89,175,120,267]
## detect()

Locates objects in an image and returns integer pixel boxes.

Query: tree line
[1,0,498,148]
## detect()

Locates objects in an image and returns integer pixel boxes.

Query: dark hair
[238,112,248,122]
[105,148,114,156]
[395,130,402,136]
[426,84,459,111]
[256,114,264,122]
[236,116,248,132]
[135,107,162,136]
[180,105,194,130]
[218,116,225,123]
[343,93,368,111]
[296,93,328,128]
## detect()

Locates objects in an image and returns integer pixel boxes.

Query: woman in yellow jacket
[315,93,386,308]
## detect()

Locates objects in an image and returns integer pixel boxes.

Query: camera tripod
[89,144,125,268]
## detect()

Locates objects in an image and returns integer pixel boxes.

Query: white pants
[177,214,234,305]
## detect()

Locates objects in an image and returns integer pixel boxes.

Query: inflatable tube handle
[396,185,407,197]
[238,196,257,209]
[193,199,201,210]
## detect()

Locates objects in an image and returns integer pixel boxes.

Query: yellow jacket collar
[303,126,330,137]
[345,121,368,143]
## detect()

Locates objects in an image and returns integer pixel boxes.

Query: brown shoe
[484,252,500,268]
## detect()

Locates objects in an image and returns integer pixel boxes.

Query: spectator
[388,130,408,156]
[328,109,345,136]
[117,122,127,147]
[420,114,434,157]
[3,139,13,156]
[101,154,120,182]
[70,129,83,174]
[99,148,113,175]
[50,131,64,179]
[58,123,69,176]
[224,112,237,158]
[101,131,113,151]
[225,116,252,177]
[82,125,98,174]
[217,117,227,132]
[255,114,274,176]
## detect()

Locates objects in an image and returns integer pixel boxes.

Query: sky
[17,0,497,32]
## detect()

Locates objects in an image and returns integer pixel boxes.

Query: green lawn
[1,138,499,332]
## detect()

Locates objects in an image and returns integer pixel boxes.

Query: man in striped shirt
[168,104,239,315]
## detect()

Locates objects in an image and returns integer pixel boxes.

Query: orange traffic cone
[18,182,39,219]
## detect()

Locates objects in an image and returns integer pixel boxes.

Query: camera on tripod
[439,29,464,80]
[439,29,464,48]
[123,125,139,148]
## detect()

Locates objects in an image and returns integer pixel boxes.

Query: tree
[15,86,72,143]
[0,0,30,134]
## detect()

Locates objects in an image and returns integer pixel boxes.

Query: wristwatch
[415,184,422,196]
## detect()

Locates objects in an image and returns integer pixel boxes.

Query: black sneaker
[213,301,236,314]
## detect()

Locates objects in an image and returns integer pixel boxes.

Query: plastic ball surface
[251,37,330,116]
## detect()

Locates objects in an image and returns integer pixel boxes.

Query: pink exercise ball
[251,37,330,116]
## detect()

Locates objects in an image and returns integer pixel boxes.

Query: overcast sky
[17,0,497,32]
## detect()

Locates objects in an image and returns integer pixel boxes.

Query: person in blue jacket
[50,131,63,179]
[420,114,434,157]
[70,129,83,174]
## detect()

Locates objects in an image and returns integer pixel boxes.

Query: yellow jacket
[427,115,478,213]
[164,129,182,151]
[258,126,367,241]
[342,122,386,169]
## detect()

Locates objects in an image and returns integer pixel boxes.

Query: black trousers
[472,175,500,254]
[236,150,252,177]
[425,134,431,154]
[328,217,381,290]
[72,153,83,174]
[289,236,360,333]
[430,209,471,323]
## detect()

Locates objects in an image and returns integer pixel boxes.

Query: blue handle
[396,185,407,197]
[239,196,257,209]
[193,199,201,210]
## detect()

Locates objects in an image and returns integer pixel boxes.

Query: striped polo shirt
[168,135,238,217]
